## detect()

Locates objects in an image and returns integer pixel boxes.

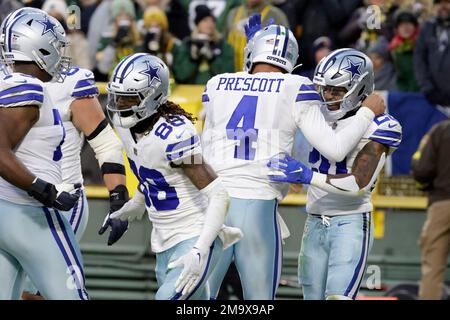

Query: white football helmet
[107,53,170,128]
[0,9,70,82]
[243,24,299,73]
[313,48,374,122]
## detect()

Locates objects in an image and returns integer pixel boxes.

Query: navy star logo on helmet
[343,58,363,81]
[139,62,160,86]
[36,17,58,38]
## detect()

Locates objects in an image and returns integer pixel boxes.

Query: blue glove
[98,185,129,246]
[99,214,129,246]
[267,153,313,184]
[244,13,262,41]
[244,14,275,42]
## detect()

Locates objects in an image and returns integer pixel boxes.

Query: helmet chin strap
[320,104,347,122]
[112,113,139,129]
[291,63,303,73]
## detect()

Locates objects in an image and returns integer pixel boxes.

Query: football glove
[267,153,313,184]
[244,13,275,42]
[98,184,130,246]
[27,178,81,211]
[167,247,208,296]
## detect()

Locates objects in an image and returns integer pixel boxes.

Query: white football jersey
[202,71,374,200]
[116,115,208,253]
[0,73,65,206]
[307,113,402,216]
[46,66,99,184]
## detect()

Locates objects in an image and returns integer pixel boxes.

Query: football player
[108,53,242,300]
[267,48,402,300]
[0,10,87,299]
[1,7,129,300]
[202,15,386,299]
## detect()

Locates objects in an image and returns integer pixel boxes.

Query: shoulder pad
[164,116,201,162]
[294,77,320,103]
[64,66,99,99]
[369,114,402,152]
[0,73,44,108]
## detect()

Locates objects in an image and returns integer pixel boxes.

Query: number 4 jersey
[201,71,375,201]
[306,113,402,216]
[116,115,208,253]
[0,73,65,206]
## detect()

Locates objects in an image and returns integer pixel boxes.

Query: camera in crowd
[144,27,162,54]
[113,19,133,46]
[189,33,221,62]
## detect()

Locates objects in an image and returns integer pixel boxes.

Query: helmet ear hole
[39,48,50,56]
[358,86,365,97]
[331,72,342,80]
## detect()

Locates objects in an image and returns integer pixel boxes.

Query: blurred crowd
[0,0,449,105]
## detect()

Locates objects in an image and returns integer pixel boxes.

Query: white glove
[278,212,290,241]
[109,190,146,222]
[167,247,208,296]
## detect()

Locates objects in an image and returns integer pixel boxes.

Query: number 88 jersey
[115,115,208,253]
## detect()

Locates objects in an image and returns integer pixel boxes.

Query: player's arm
[311,141,388,196]
[180,154,229,252]
[268,141,388,197]
[168,153,230,295]
[0,78,80,211]
[71,97,126,190]
[70,97,129,245]
[296,93,385,162]
[0,106,39,189]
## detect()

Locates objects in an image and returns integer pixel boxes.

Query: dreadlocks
[131,100,197,134]
[156,100,196,124]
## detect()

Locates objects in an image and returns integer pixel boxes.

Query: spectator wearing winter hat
[414,0,450,107]
[300,36,333,80]
[42,0,93,70]
[225,0,289,71]
[96,0,141,78]
[135,0,190,41]
[173,4,234,84]
[367,36,398,91]
[389,10,420,92]
[140,6,180,69]
[42,0,67,19]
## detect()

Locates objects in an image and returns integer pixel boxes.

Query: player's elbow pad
[311,153,386,197]
[202,178,229,225]
[311,173,363,197]
[195,178,230,252]
[86,119,125,175]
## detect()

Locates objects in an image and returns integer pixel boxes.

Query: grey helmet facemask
[313,48,375,122]
[107,53,170,129]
